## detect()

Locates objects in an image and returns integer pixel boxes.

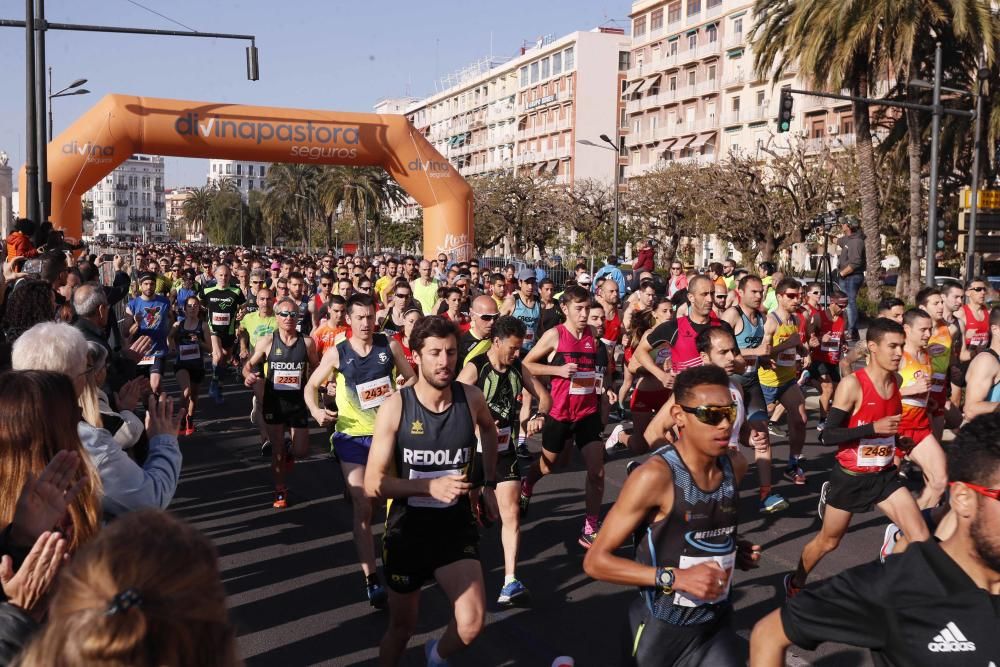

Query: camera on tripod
[810,208,844,232]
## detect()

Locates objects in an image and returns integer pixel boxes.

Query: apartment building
[164,188,195,240]
[206,159,270,200]
[622,0,855,178]
[401,27,631,189]
[85,154,167,243]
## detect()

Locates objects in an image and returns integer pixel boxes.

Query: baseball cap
[516,268,536,281]
[138,272,156,284]
[270,261,281,270]
[577,273,593,285]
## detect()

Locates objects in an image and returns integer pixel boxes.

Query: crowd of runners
[1,234,998,666]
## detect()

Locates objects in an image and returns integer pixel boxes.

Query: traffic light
[777,88,794,133]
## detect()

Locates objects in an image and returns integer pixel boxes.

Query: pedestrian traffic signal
[777,88,794,133]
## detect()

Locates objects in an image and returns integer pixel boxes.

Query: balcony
[706,2,723,19]
[723,32,746,50]
[626,98,643,115]
[695,79,720,96]
[722,69,745,88]
[747,103,769,123]
[698,115,720,131]
[673,153,718,166]
[696,41,722,60]
[115,183,128,191]
[686,11,701,26]
[723,110,742,126]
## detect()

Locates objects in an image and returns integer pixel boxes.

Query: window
[756,90,765,106]
[564,47,575,70]
[634,16,646,37]
[842,117,855,135]
[541,57,550,78]
[733,17,743,36]
[669,76,677,91]
[668,1,681,22]
[520,66,528,86]
[687,70,697,86]
[225,164,232,174]
[669,39,678,56]
[707,24,718,42]
[260,166,266,178]
[650,9,664,31]
[248,165,255,176]
[618,51,630,71]
[530,61,539,83]
[689,33,697,50]
[634,119,641,133]
[236,179,242,187]
[552,52,562,75]
[236,164,242,175]
[732,97,741,112]
[708,64,716,81]
[707,0,722,7]
[687,0,701,16]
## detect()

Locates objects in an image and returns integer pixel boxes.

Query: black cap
[138,272,156,284]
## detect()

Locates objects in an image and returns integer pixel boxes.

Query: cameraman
[836,217,865,339]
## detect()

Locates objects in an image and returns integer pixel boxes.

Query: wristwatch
[655,566,675,594]
[530,411,548,421]
[483,479,497,489]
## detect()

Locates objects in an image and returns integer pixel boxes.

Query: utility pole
[34,0,48,227]
[23,0,40,230]
[925,43,943,286]
[966,63,987,279]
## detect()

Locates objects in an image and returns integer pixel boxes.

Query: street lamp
[577,133,622,258]
[47,67,89,141]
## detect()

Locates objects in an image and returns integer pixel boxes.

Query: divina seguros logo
[62,141,115,165]
[408,158,451,178]
[174,112,360,160]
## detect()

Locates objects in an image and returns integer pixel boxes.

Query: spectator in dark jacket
[836,216,866,336]
[630,238,656,292]
[72,285,150,394]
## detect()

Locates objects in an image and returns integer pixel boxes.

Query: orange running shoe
[273,487,288,509]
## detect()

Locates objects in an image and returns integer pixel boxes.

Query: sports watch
[655,566,675,594]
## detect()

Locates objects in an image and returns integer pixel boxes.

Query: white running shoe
[605,424,625,452]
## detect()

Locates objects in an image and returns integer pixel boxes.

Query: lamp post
[47,67,89,141]
[577,134,622,258]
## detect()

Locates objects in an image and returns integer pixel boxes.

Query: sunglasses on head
[680,403,737,426]
[952,480,1000,500]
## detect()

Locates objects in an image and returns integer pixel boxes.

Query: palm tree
[261,164,321,248]
[318,167,407,255]
[750,0,996,297]
[182,186,215,239]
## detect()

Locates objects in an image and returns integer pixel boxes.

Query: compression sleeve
[819,407,876,445]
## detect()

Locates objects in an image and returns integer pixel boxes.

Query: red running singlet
[836,368,902,473]
[548,324,599,422]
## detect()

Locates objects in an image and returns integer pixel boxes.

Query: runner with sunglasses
[785,318,930,598]
[458,295,499,371]
[757,278,809,485]
[304,293,417,609]
[956,277,991,361]
[204,264,246,404]
[584,365,760,666]
[311,271,336,329]
[378,280,414,337]
[752,412,1000,667]
[502,269,542,458]
[242,296,321,509]
[916,287,963,440]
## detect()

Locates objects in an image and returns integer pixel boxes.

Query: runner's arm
[521,363,552,415]
[955,314,972,362]
[499,295,515,316]
[304,346,339,418]
[583,459,673,587]
[963,354,1000,419]
[818,375,872,445]
[456,361,478,386]
[521,328,562,378]
[365,393,451,499]
[241,336,270,382]
[304,337,320,371]
[629,329,672,387]
[468,385,498,483]
[389,339,417,387]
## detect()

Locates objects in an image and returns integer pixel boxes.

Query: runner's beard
[970,505,1000,573]
[421,364,453,389]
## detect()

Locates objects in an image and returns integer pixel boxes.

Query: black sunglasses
[474,312,498,321]
[680,403,737,426]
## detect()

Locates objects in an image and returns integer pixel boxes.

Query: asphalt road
[166,377,914,667]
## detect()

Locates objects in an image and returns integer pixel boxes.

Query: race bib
[776,351,797,367]
[857,436,895,467]
[820,334,842,359]
[357,376,393,410]
[273,369,302,391]
[655,347,672,369]
[674,551,736,607]
[970,332,989,347]
[407,468,463,508]
[524,328,535,343]
[178,343,201,361]
[595,369,606,393]
[569,371,597,395]
[211,312,231,327]
[137,354,155,366]
[930,372,947,393]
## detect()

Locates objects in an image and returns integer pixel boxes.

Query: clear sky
[0,0,628,188]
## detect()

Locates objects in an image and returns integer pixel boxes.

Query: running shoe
[515,441,531,458]
[625,459,640,476]
[424,639,450,667]
[768,421,785,439]
[497,579,530,608]
[816,419,825,433]
[880,523,900,564]
[604,424,626,452]
[183,416,195,436]
[797,369,811,386]
[272,487,288,509]
[760,493,789,514]
[817,481,830,520]
[367,582,388,609]
[783,573,802,599]
[783,464,807,485]
[578,528,598,550]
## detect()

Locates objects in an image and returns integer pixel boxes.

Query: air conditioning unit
[827,124,840,135]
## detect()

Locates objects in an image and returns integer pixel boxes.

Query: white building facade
[206,160,270,200]
[86,154,167,243]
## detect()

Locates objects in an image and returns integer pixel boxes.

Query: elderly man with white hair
[11,321,183,518]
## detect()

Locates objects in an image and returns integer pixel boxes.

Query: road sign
[960,188,1000,210]
[958,212,1000,232]
[958,233,1000,254]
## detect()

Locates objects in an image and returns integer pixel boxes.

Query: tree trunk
[853,74,883,300]
[906,106,923,301]
[325,212,333,250]
[761,229,777,262]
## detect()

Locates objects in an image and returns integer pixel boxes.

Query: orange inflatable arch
[18,94,474,261]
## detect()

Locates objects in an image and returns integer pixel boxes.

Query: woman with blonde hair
[0,370,102,552]
[15,509,241,667]
[81,342,146,452]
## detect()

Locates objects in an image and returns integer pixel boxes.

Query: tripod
[813,229,838,307]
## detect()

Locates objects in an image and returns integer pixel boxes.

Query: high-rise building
[622,0,855,179]
[206,159,270,200]
[85,154,166,243]
[164,188,195,240]
[401,27,631,189]
[0,150,12,242]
